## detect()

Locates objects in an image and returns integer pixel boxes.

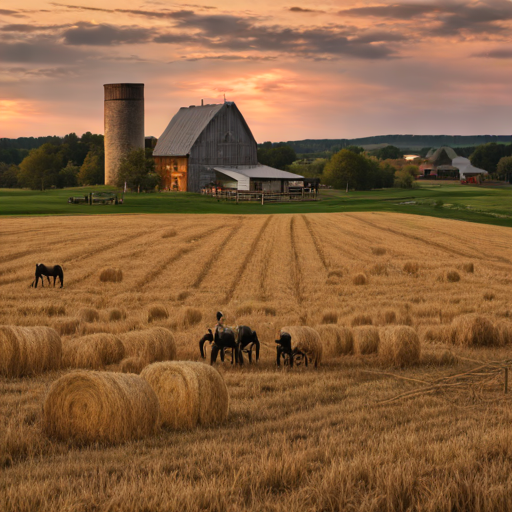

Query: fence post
[236,192,239,204]
[261,193,264,205]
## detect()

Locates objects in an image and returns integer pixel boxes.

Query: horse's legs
[211,345,219,365]
[60,273,64,288]
[220,347,225,362]
[53,275,56,287]
[276,346,282,367]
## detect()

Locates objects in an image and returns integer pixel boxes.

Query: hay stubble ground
[2,212,512,511]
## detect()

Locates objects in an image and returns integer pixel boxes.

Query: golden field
[2,212,512,511]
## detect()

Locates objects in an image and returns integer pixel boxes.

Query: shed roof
[214,165,304,180]
[153,103,225,156]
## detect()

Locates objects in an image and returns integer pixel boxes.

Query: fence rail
[205,189,319,204]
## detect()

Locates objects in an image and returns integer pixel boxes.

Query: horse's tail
[199,336,207,359]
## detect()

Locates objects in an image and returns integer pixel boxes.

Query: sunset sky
[1,0,512,142]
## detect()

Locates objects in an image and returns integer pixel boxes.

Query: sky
[1,0,512,142]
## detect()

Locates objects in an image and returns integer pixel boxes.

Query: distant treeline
[259,135,512,154]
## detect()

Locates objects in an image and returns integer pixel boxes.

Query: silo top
[104,83,144,101]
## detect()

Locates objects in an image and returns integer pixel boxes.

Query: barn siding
[188,103,257,192]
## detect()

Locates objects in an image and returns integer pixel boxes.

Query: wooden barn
[153,101,303,193]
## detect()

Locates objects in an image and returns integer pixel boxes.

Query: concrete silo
[104,83,145,185]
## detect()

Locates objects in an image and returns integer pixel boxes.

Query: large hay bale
[180,307,202,328]
[119,357,146,374]
[315,325,353,357]
[351,314,373,327]
[353,326,380,355]
[42,371,159,444]
[148,304,169,323]
[141,361,228,429]
[120,327,176,363]
[99,268,123,283]
[495,320,512,346]
[446,270,460,283]
[62,333,125,370]
[353,273,368,285]
[450,314,497,346]
[379,326,421,367]
[281,326,323,367]
[109,308,126,322]
[78,308,100,323]
[320,311,338,324]
[0,326,62,378]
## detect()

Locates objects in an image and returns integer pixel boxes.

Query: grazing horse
[212,326,241,365]
[31,263,64,288]
[275,331,308,367]
[237,325,260,364]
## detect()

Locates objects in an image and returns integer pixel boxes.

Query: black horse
[275,331,307,367]
[31,263,64,288]
[237,325,260,364]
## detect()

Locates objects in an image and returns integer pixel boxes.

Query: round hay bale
[119,357,146,374]
[463,262,474,273]
[353,326,380,355]
[379,326,421,367]
[353,273,368,286]
[495,320,512,346]
[180,307,202,328]
[99,267,123,283]
[0,326,62,378]
[62,333,125,370]
[403,262,419,275]
[320,311,338,325]
[141,361,228,429]
[148,304,169,323]
[42,371,159,444]
[450,314,497,346]
[315,325,353,357]
[109,308,126,322]
[78,308,100,323]
[446,271,460,283]
[192,362,229,426]
[351,314,372,327]
[281,326,323,367]
[52,318,81,336]
[120,327,176,363]
[383,310,397,325]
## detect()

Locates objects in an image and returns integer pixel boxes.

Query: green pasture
[1,182,512,227]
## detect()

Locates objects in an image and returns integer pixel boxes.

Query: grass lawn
[1,181,512,227]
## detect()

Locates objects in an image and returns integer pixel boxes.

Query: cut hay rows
[62,333,125,370]
[379,326,421,367]
[315,325,353,357]
[353,326,380,355]
[289,217,303,304]
[0,326,62,377]
[120,327,177,363]
[141,361,229,429]
[301,215,328,270]
[99,267,123,283]
[42,371,160,444]
[281,326,322,366]
[223,216,272,304]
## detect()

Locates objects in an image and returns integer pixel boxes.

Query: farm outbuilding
[420,146,488,181]
[153,101,304,194]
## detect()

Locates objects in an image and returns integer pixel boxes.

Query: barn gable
[154,102,258,193]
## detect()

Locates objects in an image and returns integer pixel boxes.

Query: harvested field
[3,212,512,511]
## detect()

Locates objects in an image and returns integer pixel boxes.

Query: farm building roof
[215,165,304,180]
[153,103,225,157]
[428,146,458,164]
[452,157,488,175]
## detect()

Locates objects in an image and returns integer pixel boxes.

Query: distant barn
[153,101,303,193]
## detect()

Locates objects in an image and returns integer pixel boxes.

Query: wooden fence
[206,189,318,204]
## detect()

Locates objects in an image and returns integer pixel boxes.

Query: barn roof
[215,165,304,180]
[153,103,225,157]
[428,146,458,164]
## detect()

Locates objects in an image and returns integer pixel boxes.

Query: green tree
[471,143,512,174]
[58,161,79,188]
[17,143,63,190]
[0,163,18,188]
[402,164,419,176]
[78,148,104,185]
[394,168,414,188]
[323,149,372,190]
[345,145,364,154]
[286,158,327,179]
[257,145,296,170]
[116,148,158,192]
[375,145,403,160]
[496,156,512,180]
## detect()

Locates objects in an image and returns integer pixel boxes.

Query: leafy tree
[116,148,158,192]
[374,161,396,188]
[78,148,104,185]
[375,145,403,160]
[58,161,79,188]
[286,158,327,179]
[345,145,364,154]
[394,168,415,188]
[323,149,372,190]
[257,145,296,170]
[0,163,18,188]
[470,143,512,174]
[17,143,63,190]
[402,164,419,176]
[497,156,512,180]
